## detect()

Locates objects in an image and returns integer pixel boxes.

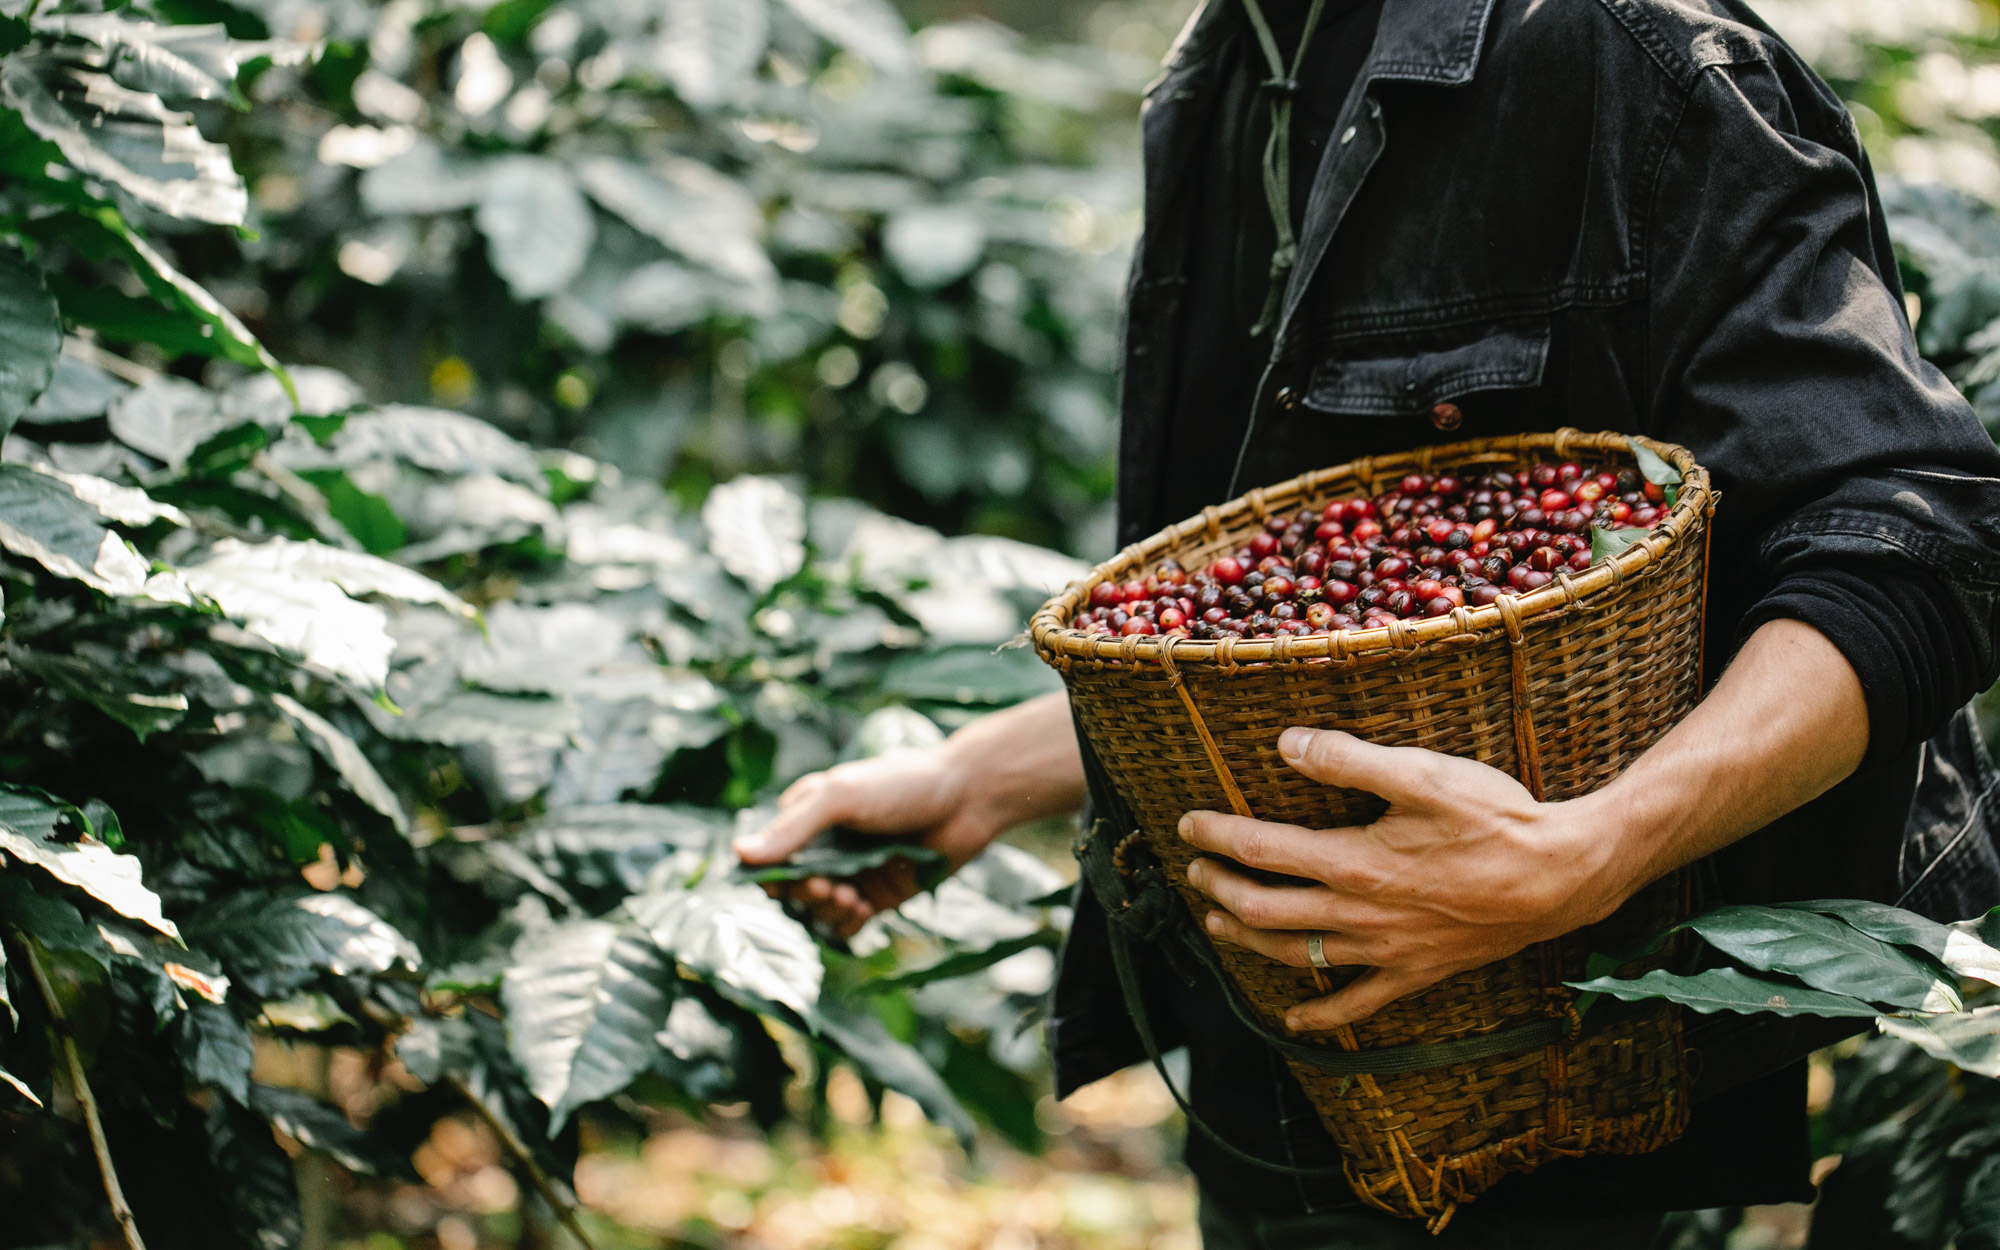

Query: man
[738,0,2000,1243]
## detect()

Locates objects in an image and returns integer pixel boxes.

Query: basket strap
[1158,639,1254,819]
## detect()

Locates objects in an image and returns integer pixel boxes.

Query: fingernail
[1178,813,1194,841]
[1204,911,1221,934]
[733,836,763,856]
[1279,727,1314,761]
[1284,1011,1303,1032]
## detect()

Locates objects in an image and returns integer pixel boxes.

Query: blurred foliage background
[5,0,2000,1248]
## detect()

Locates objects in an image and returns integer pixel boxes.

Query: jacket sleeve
[1644,45,2000,767]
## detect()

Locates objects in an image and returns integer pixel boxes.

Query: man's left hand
[1182,725,1632,1033]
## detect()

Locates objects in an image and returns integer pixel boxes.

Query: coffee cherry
[1424,596,1456,617]
[1264,575,1295,599]
[1158,607,1186,630]
[1385,589,1415,615]
[1210,557,1246,585]
[1249,531,1278,558]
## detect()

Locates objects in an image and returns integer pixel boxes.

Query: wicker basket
[1031,429,1716,1228]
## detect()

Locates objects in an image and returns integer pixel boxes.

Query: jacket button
[1274,386,1299,411]
[1430,402,1463,431]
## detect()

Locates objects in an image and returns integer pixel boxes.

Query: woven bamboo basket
[1031,429,1716,1227]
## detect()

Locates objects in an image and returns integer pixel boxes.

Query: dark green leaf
[630,882,823,1020]
[814,998,975,1148]
[0,463,152,595]
[7,645,189,739]
[173,1000,252,1103]
[1628,437,1682,488]
[395,1015,480,1085]
[1590,525,1650,563]
[740,829,949,891]
[297,470,405,554]
[1565,966,1882,1018]
[0,874,111,969]
[0,244,61,440]
[501,919,678,1131]
[249,1083,412,1177]
[205,1096,303,1250]
[1685,904,1960,1011]
[188,891,419,998]
[865,931,1059,993]
[1783,898,2000,983]
[1960,1154,2000,1250]
[0,781,178,936]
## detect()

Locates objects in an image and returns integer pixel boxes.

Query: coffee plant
[0,9,1092,1243]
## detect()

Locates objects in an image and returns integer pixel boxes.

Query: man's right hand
[732,691,1087,937]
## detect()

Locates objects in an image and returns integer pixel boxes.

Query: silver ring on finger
[1307,932,1332,970]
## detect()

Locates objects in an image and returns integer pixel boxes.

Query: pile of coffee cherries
[1076,462,1668,640]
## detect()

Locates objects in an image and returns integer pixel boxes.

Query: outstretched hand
[1184,726,1627,1033]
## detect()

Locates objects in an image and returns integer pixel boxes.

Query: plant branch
[13,933,148,1250]
[445,1072,599,1250]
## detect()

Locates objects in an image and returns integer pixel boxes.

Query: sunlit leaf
[702,475,806,592]
[630,881,822,1018]
[1685,905,1961,1012]
[0,783,178,937]
[503,918,678,1130]
[649,0,769,109]
[189,891,420,998]
[270,693,409,833]
[1877,1006,2000,1077]
[0,463,156,595]
[777,0,911,72]
[475,156,595,301]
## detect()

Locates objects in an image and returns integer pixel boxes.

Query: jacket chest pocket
[1303,322,1551,416]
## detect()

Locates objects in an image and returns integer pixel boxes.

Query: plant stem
[445,1072,599,1250]
[14,934,148,1250]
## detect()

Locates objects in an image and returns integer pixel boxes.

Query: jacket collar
[1363,0,1501,87]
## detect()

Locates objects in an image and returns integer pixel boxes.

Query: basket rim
[1029,428,1715,667]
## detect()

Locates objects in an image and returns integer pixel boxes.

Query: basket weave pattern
[1032,431,1714,1224]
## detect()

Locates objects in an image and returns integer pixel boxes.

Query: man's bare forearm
[1564,617,1871,912]
[941,690,1087,833]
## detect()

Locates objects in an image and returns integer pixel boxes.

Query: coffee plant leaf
[107,375,238,469]
[279,405,546,487]
[188,891,419,999]
[501,918,679,1130]
[879,646,1063,707]
[257,991,354,1032]
[0,245,60,439]
[702,474,806,592]
[0,786,177,938]
[0,874,111,970]
[630,881,823,1019]
[0,1061,40,1108]
[358,139,494,216]
[0,46,246,225]
[396,1015,480,1085]
[573,156,775,290]
[6,646,190,741]
[651,0,769,110]
[270,694,408,833]
[1686,905,1962,1012]
[777,0,912,72]
[865,930,1060,993]
[174,999,253,1102]
[1961,1154,2000,1250]
[32,14,311,103]
[515,804,725,901]
[0,464,155,596]
[813,997,976,1148]
[23,354,129,424]
[1590,525,1650,563]
[739,831,949,890]
[1878,1006,2000,1077]
[250,1083,410,1177]
[1628,436,1682,487]
[113,226,287,382]
[1566,966,1883,1017]
[1784,898,2000,985]
[475,157,596,301]
[205,1094,306,1250]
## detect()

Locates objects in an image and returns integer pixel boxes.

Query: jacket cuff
[1741,565,1979,771]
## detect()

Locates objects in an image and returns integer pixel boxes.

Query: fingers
[736,771,851,863]
[1186,857,1357,931]
[776,876,876,937]
[1285,965,1441,1032]
[1202,909,1375,968]
[1178,811,1332,878]
[1276,728,1445,808]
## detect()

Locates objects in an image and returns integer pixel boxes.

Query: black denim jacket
[1052,0,2000,1181]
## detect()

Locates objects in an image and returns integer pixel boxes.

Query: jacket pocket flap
[1305,323,1551,415]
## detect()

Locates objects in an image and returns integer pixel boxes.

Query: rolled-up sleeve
[1645,46,2000,766]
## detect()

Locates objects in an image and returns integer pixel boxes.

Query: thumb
[1276,727,1440,808]
[734,773,846,864]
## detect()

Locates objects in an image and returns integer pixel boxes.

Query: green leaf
[814,997,975,1148]
[396,1015,479,1085]
[0,782,179,937]
[50,277,240,363]
[5,645,189,739]
[258,991,354,1032]
[501,918,679,1131]
[188,891,420,998]
[1565,966,1882,1018]
[1960,1154,2000,1250]
[630,882,824,1019]
[297,470,405,554]
[1628,437,1682,491]
[0,463,155,595]
[474,157,595,301]
[0,874,112,969]
[1685,904,1961,1011]
[0,1059,41,1107]
[740,829,949,891]
[173,999,252,1102]
[1783,898,2000,985]
[1877,1006,2000,1077]
[1590,525,1650,563]
[205,1095,304,1250]
[250,1083,411,1177]
[864,930,1060,992]
[0,245,60,441]
[270,693,409,833]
